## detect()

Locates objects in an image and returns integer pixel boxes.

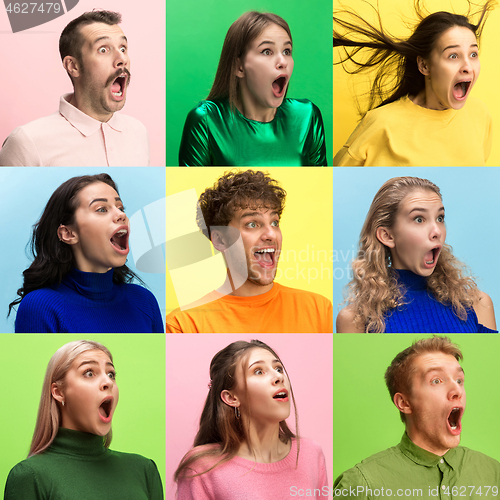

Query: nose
[113,207,127,223]
[261,223,278,241]
[460,57,472,73]
[276,52,287,70]
[100,373,114,391]
[448,380,464,401]
[429,221,442,241]
[114,48,128,68]
[273,370,285,385]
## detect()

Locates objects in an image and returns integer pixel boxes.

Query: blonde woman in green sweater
[4,340,163,499]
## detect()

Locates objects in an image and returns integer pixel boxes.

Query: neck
[237,422,289,463]
[406,426,450,457]
[70,90,113,123]
[235,93,277,123]
[217,269,274,297]
[410,89,448,111]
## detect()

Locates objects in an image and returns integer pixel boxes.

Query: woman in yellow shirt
[333,1,495,166]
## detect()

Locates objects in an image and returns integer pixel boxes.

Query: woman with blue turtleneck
[9,173,163,333]
[336,176,497,333]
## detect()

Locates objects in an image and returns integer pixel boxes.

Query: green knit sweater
[4,428,164,499]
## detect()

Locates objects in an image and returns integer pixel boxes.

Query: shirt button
[441,485,446,490]
[440,459,444,463]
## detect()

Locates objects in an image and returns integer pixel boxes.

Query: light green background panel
[166,167,333,313]
[333,0,500,165]
[166,0,333,166]
[333,335,500,480]
[0,335,165,491]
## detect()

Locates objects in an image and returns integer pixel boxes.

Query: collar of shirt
[399,432,460,471]
[59,93,124,136]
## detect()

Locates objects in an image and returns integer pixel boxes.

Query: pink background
[166,334,333,499]
[0,0,165,166]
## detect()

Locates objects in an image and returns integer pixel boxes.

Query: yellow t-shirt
[166,282,333,333]
[334,95,492,166]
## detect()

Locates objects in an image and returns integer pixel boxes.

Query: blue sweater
[15,268,164,333]
[383,270,497,333]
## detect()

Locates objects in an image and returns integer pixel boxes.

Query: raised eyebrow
[248,358,281,369]
[89,196,123,207]
[257,40,292,48]
[93,35,128,47]
[408,206,445,215]
[442,43,478,52]
[77,360,115,369]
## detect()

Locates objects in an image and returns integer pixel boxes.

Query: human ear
[394,392,412,415]
[57,224,79,245]
[211,230,228,252]
[376,226,395,248]
[417,55,430,76]
[51,382,65,405]
[220,389,239,408]
[63,55,81,79]
[235,58,245,79]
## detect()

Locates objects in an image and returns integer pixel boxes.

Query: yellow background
[333,0,500,165]
[166,167,333,313]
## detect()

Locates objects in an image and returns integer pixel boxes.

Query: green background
[333,335,500,481]
[166,0,333,166]
[0,334,165,491]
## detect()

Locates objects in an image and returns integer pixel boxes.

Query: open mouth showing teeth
[273,391,287,399]
[448,407,461,430]
[111,75,126,97]
[453,81,471,99]
[254,248,275,264]
[272,76,287,97]
[110,228,128,251]
[99,399,112,419]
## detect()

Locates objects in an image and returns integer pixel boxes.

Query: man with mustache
[334,337,500,499]
[0,10,149,166]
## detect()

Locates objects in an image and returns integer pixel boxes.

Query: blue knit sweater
[15,268,164,333]
[383,270,497,333]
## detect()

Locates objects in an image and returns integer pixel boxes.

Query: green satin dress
[179,98,327,166]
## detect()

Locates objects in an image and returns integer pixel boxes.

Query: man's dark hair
[197,170,287,240]
[384,336,463,423]
[59,10,122,63]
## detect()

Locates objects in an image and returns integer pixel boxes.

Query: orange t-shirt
[166,283,333,333]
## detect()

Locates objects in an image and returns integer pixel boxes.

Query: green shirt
[334,433,500,499]
[4,428,164,500]
[179,98,327,166]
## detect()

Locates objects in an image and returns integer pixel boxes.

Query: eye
[283,48,292,56]
[414,216,424,223]
[456,378,463,385]
[118,205,126,213]
[246,221,257,228]
[98,47,107,54]
[108,371,116,380]
[271,220,279,227]
[254,368,263,375]
[448,53,458,59]
[437,215,445,223]
[83,369,94,378]
[96,207,108,213]
[261,49,272,55]
[431,378,441,385]
[275,366,284,373]
[470,51,478,58]
[120,46,127,53]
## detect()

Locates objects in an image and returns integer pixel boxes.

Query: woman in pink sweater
[175,340,328,499]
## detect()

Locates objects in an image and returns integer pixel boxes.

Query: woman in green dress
[179,11,327,166]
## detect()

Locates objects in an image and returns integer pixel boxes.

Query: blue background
[0,167,165,333]
[333,167,500,328]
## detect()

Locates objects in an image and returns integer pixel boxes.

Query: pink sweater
[177,438,328,499]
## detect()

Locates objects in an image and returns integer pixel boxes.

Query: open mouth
[447,407,463,433]
[254,247,276,267]
[111,75,127,98]
[99,397,113,423]
[273,389,289,401]
[424,247,441,266]
[272,76,287,98]
[110,227,129,253]
[452,80,471,100]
